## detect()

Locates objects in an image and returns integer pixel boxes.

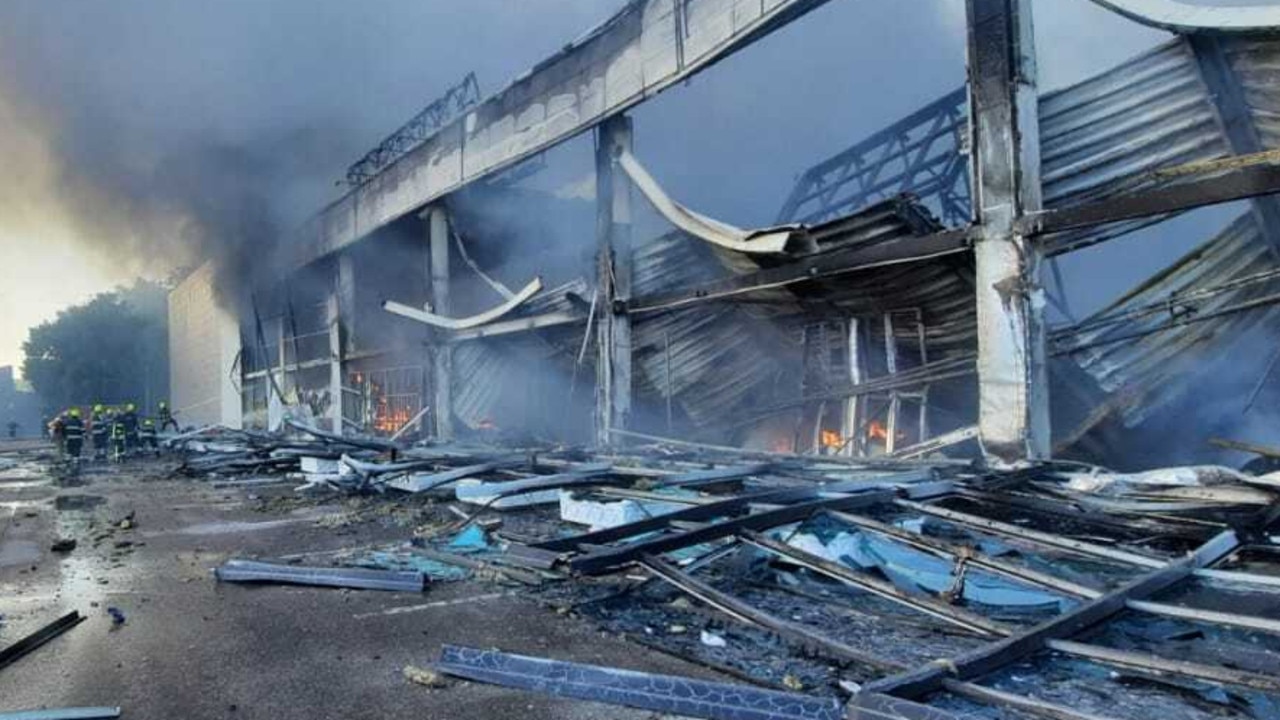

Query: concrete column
[967,0,1050,462]
[595,115,634,446]
[336,253,357,355]
[427,205,454,440]
[267,317,285,431]
[326,291,343,436]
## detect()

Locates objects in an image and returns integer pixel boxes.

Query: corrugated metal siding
[1223,36,1280,150]
[1065,213,1280,428]
[632,234,798,427]
[1040,39,1227,208]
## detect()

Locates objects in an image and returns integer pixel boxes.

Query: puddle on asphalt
[0,462,49,483]
[0,539,41,567]
[55,495,107,511]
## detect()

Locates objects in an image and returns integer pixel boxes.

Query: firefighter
[122,403,139,453]
[110,415,127,463]
[48,413,66,456]
[91,404,110,461]
[157,401,178,433]
[63,408,85,465]
[139,417,159,456]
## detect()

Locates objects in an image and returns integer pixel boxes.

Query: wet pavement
[0,442,712,719]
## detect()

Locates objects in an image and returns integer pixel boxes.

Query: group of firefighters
[49,401,179,465]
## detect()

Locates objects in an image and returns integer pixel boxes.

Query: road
[0,443,706,719]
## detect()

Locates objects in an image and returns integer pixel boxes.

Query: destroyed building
[146,2,1280,719]
[170,0,1280,471]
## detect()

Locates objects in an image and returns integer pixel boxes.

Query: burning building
[169,0,1280,469]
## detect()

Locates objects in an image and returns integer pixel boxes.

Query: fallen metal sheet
[214,559,424,592]
[569,489,905,575]
[1046,639,1280,693]
[533,485,826,553]
[858,530,1239,701]
[340,454,437,477]
[639,555,898,670]
[785,528,1067,612]
[435,644,843,720]
[741,531,1009,637]
[0,611,85,672]
[652,464,772,489]
[618,150,809,256]
[383,277,542,330]
[0,709,122,720]
[1085,0,1280,33]
[455,465,616,510]
[387,461,518,493]
[894,499,1168,568]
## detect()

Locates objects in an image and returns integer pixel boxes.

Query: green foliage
[22,279,170,413]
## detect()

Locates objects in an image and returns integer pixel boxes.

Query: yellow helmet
[68,408,81,418]
[125,403,136,412]
[93,404,104,414]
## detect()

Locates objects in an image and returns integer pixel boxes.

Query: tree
[22,280,169,413]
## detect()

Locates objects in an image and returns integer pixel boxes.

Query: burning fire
[820,429,843,449]
[373,406,412,434]
[867,421,889,442]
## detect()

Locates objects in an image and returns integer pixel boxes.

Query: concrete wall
[168,263,242,429]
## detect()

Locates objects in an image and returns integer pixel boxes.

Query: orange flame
[820,430,843,449]
[867,421,888,441]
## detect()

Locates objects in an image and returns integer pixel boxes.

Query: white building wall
[168,262,242,429]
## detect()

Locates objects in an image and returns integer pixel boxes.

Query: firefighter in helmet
[63,408,85,465]
[91,404,110,461]
[157,401,178,433]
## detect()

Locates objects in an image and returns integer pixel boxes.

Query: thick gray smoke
[0,0,616,309]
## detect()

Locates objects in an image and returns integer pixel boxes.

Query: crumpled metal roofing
[1060,212,1280,430]
[1223,36,1280,150]
[1039,38,1231,253]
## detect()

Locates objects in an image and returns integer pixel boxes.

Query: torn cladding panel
[435,644,844,720]
[0,710,123,720]
[213,559,425,592]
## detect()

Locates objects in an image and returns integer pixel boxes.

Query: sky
[0,0,1179,374]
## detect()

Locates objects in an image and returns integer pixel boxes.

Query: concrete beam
[427,206,454,440]
[293,0,834,269]
[968,0,1050,462]
[595,115,633,446]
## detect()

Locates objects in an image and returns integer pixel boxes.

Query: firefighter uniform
[91,405,109,461]
[48,414,66,455]
[63,410,85,462]
[110,419,127,462]
[140,418,159,455]
[158,402,178,433]
[122,404,139,452]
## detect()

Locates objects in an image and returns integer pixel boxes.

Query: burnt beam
[1026,164,1280,239]
[855,530,1239,702]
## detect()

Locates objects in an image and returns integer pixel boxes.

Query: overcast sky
[0,0,1177,373]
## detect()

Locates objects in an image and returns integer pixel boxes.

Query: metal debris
[435,644,844,720]
[213,559,425,592]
